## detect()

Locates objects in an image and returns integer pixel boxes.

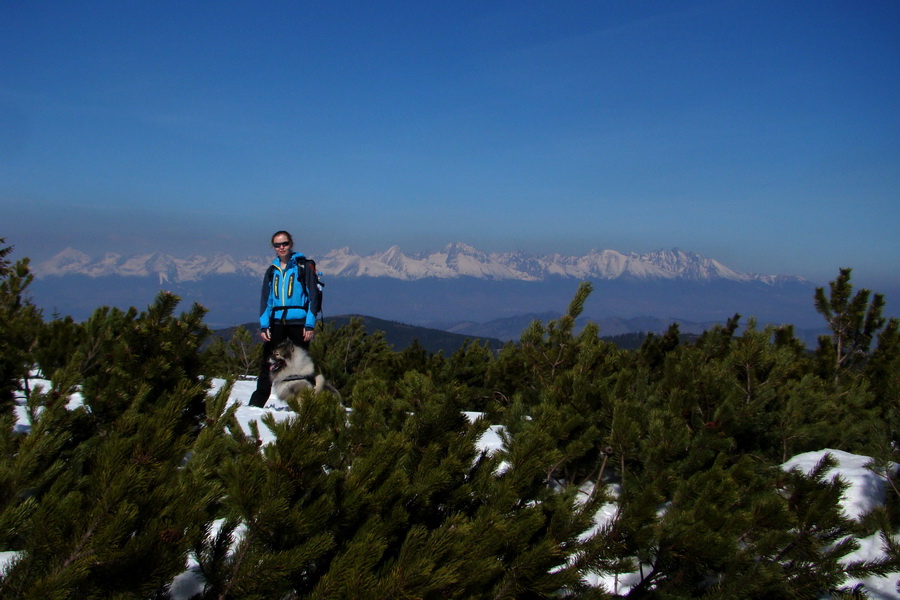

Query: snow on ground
[5,379,900,598]
[784,450,900,599]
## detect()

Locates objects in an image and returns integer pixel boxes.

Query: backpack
[302,257,325,317]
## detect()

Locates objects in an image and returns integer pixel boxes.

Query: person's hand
[260,328,271,342]
[303,328,315,343]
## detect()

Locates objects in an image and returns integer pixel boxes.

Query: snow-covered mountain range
[34,243,804,285]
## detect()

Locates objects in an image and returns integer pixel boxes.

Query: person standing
[248,230,319,407]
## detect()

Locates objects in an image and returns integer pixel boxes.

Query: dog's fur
[268,340,340,402]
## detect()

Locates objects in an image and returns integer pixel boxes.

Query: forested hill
[323,314,507,353]
[215,315,507,355]
[212,315,687,355]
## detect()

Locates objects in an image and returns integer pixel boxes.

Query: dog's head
[268,340,295,373]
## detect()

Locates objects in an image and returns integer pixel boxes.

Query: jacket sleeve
[259,266,273,330]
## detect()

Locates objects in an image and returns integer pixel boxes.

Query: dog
[268,340,340,403]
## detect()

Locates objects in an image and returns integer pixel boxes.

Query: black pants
[248,323,310,407]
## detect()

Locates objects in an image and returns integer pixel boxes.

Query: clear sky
[2,0,898,288]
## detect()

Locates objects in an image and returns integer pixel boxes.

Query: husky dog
[268,340,340,402]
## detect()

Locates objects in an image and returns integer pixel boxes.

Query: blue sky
[1,0,898,288]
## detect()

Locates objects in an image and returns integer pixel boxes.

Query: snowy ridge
[33,244,805,285]
[35,248,271,283]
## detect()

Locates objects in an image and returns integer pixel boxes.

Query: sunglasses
[273,241,291,248]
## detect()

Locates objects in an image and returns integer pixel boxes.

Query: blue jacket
[259,252,317,330]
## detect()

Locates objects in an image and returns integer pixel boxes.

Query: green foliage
[69,293,211,432]
[309,317,397,395]
[187,370,596,599]
[815,267,888,381]
[1,265,899,598]
[33,316,84,380]
[0,240,43,415]
[866,318,900,437]
[0,291,226,599]
[636,322,681,376]
[202,325,262,379]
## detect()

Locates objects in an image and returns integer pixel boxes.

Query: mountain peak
[37,247,92,275]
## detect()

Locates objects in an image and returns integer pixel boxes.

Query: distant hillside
[211,315,719,355]
[214,315,507,356]
[323,315,507,354]
[438,312,829,347]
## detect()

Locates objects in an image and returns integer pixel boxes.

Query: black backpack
[303,257,324,317]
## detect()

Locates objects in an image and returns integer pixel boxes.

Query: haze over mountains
[28,243,854,342]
